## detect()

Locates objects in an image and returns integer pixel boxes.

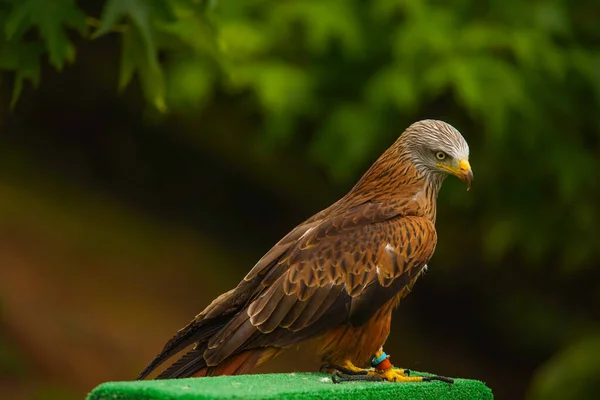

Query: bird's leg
[331,349,454,384]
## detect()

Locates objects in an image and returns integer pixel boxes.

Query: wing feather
[245,203,436,338]
[190,202,436,367]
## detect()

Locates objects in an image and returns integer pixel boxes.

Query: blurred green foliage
[527,332,600,400]
[2,0,599,271]
[1,0,599,398]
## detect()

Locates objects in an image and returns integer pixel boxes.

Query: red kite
[138,120,472,383]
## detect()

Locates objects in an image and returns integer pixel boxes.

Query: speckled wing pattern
[200,200,437,365]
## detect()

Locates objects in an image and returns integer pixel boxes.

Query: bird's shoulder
[244,194,419,279]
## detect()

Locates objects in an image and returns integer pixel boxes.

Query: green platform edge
[87,372,493,400]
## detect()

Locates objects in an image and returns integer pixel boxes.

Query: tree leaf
[5,0,87,70]
[94,0,176,111]
[0,38,44,107]
[94,0,174,38]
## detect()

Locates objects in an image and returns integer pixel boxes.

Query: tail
[158,347,281,379]
[136,314,230,380]
[137,310,284,380]
[136,296,283,379]
[155,344,209,379]
[137,265,290,379]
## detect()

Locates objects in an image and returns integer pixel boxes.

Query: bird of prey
[138,119,473,383]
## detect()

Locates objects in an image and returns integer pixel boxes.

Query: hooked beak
[457,159,473,190]
[436,158,473,190]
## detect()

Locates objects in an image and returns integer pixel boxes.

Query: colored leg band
[372,352,393,371]
[372,352,388,366]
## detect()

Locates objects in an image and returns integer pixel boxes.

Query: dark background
[1,1,599,399]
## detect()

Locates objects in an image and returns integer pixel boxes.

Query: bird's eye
[435,152,447,160]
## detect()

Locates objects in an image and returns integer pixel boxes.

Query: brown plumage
[137,119,473,381]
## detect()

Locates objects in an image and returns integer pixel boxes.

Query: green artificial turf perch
[87,372,493,400]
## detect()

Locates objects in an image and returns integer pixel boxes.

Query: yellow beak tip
[458,159,473,190]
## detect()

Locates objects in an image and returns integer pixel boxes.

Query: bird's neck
[347,148,445,222]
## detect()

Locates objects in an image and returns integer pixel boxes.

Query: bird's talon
[365,367,453,383]
[331,372,342,384]
[423,375,454,384]
[332,372,384,383]
[319,363,333,373]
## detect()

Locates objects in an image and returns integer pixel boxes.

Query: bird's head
[400,119,473,190]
